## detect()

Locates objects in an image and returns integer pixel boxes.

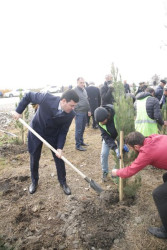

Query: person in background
[134,87,167,137]
[86,81,101,129]
[100,74,114,105]
[12,90,79,195]
[61,86,64,92]
[159,87,167,109]
[123,80,131,94]
[74,77,91,151]
[155,80,166,101]
[135,82,148,96]
[112,131,167,239]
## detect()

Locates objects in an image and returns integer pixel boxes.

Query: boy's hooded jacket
[98,104,118,150]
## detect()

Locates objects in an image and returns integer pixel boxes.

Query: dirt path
[0,117,167,249]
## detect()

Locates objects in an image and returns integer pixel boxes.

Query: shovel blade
[85,177,104,194]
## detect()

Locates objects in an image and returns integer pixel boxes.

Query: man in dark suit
[12,90,79,195]
[86,82,101,129]
[155,79,166,101]
[123,80,131,93]
[100,74,114,105]
[159,87,167,109]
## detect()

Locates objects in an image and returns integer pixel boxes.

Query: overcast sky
[0,0,167,89]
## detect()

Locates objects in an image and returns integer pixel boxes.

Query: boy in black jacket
[94,105,120,182]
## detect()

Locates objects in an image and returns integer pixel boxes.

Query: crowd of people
[12,74,167,239]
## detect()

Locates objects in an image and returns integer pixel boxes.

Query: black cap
[161,80,166,85]
[94,107,108,122]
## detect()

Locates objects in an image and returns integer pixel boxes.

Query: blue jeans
[101,140,111,174]
[75,112,87,148]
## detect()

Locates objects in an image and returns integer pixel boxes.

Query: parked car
[4,89,29,98]
[0,91,3,98]
[40,86,61,94]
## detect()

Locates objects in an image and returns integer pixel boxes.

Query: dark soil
[0,118,167,250]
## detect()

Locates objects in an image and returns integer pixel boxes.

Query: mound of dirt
[0,121,167,250]
[0,143,27,157]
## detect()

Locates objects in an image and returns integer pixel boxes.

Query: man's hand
[111,169,118,177]
[12,111,22,120]
[164,121,167,126]
[56,149,62,158]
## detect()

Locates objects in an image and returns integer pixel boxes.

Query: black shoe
[81,142,89,146]
[76,146,87,151]
[102,172,108,182]
[93,125,98,129]
[29,183,38,194]
[163,172,167,182]
[60,183,71,195]
[93,126,98,129]
[148,226,167,239]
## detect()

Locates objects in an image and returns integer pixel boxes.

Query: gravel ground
[0,98,34,129]
[0,97,20,112]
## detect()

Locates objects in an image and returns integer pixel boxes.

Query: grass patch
[0,158,7,171]
[0,135,24,146]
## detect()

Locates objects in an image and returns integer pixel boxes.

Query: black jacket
[86,85,101,113]
[124,83,131,93]
[155,85,164,101]
[135,92,164,126]
[100,81,114,105]
[98,104,118,150]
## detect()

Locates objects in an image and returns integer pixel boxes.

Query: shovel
[18,118,104,194]
[0,129,18,137]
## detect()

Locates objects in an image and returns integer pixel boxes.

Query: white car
[40,86,61,94]
[4,89,29,98]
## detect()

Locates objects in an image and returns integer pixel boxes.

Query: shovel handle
[18,118,87,179]
[0,129,18,137]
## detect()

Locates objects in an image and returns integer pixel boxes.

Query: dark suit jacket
[155,85,164,101]
[100,81,114,105]
[16,92,75,153]
[86,85,101,113]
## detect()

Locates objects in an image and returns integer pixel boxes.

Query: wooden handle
[18,118,87,179]
[119,131,124,201]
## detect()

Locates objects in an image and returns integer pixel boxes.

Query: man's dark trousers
[152,179,167,232]
[30,141,66,185]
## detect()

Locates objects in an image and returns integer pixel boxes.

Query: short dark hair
[77,77,84,82]
[125,132,145,146]
[141,85,148,92]
[60,90,79,103]
[145,87,155,95]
